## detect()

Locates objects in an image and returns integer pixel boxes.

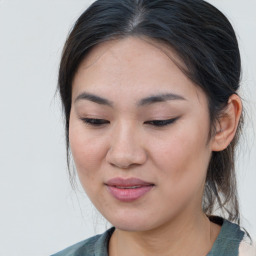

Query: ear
[211,94,242,152]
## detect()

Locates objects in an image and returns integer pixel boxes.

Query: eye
[80,118,109,126]
[144,118,179,127]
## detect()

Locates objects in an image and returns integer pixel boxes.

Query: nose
[106,122,147,169]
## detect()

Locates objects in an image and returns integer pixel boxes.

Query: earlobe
[211,94,242,152]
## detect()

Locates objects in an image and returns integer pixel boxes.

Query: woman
[52,0,255,255]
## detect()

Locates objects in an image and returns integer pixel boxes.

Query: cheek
[69,118,107,181]
[69,124,109,204]
[150,121,211,193]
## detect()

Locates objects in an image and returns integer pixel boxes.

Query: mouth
[112,185,146,189]
[105,177,155,202]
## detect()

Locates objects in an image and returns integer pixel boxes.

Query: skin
[69,37,242,256]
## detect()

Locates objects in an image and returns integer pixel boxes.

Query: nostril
[106,145,147,169]
[106,151,136,169]
[109,162,133,169]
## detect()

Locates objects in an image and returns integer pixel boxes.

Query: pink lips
[105,177,154,202]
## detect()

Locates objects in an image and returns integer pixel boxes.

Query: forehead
[73,36,206,106]
[77,36,184,73]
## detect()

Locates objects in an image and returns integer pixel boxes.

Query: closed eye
[144,118,179,127]
[80,118,109,126]
[80,117,179,127]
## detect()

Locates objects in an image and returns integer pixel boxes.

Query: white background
[0,0,255,255]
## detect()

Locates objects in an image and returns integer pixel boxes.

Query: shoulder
[210,217,256,256]
[207,216,249,256]
[239,238,256,256]
[51,227,115,256]
[50,236,98,256]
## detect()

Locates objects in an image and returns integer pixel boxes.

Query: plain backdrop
[0,0,255,255]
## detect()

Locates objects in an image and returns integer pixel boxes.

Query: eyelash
[80,118,179,127]
[81,118,110,126]
[144,118,178,126]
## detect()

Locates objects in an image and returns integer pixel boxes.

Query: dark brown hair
[58,0,243,223]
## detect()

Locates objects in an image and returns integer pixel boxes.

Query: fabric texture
[51,217,255,256]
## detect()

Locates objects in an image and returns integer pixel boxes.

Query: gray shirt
[51,217,246,256]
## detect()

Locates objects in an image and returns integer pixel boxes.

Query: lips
[105,177,154,202]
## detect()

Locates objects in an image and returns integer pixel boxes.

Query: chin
[104,211,162,232]
[113,221,151,232]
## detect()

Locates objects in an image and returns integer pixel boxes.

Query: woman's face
[69,37,214,231]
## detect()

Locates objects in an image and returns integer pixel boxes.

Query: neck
[109,211,215,256]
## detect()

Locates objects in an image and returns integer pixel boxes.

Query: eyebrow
[138,93,186,106]
[75,92,114,107]
[74,92,186,107]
